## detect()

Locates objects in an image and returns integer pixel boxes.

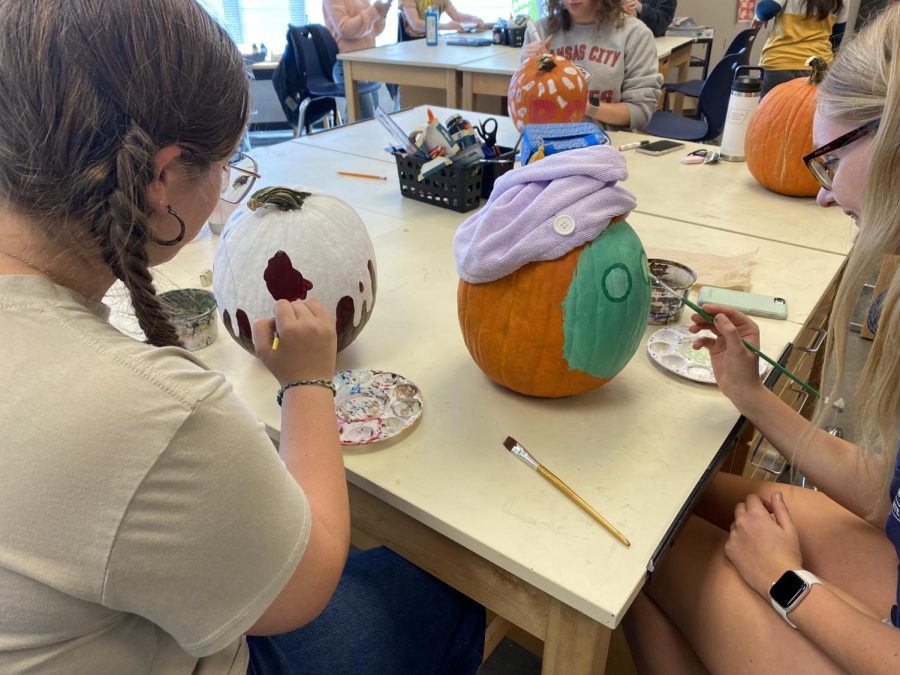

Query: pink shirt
[323,0,386,53]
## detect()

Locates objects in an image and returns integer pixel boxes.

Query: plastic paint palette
[647,325,767,384]
[334,369,423,446]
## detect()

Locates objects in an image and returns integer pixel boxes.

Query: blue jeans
[246,547,486,674]
[332,61,379,120]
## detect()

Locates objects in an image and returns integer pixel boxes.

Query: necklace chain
[0,247,57,280]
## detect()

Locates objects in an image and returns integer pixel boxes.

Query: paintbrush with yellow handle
[502,436,630,547]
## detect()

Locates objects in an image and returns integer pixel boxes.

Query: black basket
[393,152,484,213]
[480,146,516,199]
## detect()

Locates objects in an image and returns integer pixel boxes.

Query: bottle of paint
[720,66,763,162]
[425,5,439,46]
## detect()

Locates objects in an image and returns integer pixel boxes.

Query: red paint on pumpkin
[264,250,313,301]
[334,259,377,351]
[223,308,256,353]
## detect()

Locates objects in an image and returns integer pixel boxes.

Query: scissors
[475,118,498,148]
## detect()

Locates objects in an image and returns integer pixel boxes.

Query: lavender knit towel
[454,144,637,284]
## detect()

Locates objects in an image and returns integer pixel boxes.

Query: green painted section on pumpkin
[561,220,651,378]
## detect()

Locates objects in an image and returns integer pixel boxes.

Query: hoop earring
[150,206,186,247]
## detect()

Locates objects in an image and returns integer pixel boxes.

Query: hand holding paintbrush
[650,274,819,398]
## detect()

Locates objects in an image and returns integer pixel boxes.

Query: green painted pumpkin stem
[247,187,312,212]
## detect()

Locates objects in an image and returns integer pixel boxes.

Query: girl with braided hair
[0,1,484,673]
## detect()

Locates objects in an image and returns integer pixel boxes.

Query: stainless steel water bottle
[720,66,763,162]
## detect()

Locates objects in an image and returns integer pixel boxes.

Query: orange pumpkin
[745,59,828,197]
[457,219,650,398]
[507,54,589,131]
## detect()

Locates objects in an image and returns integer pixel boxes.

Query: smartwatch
[769,569,821,628]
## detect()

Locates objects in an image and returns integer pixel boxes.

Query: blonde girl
[623,6,900,672]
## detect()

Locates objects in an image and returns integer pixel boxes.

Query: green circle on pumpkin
[601,263,632,303]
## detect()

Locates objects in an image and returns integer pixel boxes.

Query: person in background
[522,0,662,130]
[622,6,900,673]
[400,0,486,37]
[323,0,392,118]
[0,1,485,673]
[752,0,848,96]
[623,0,677,37]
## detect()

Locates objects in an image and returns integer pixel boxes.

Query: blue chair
[397,6,419,42]
[640,49,743,142]
[664,28,759,109]
[288,24,380,133]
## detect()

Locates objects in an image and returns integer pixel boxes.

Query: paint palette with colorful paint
[647,324,768,385]
[335,369,423,446]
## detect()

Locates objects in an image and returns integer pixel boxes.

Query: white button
[553,214,576,236]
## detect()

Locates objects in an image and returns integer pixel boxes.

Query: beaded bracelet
[276,379,336,406]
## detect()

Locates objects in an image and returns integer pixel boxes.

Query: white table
[130,120,848,672]
[456,35,695,111]
[610,131,856,257]
[292,106,856,256]
[338,31,511,121]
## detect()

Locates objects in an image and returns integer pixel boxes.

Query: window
[199,0,307,53]
[199,0,528,54]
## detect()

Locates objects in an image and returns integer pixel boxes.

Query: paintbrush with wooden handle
[502,436,630,547]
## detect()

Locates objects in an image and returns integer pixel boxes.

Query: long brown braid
[0,0,250,346]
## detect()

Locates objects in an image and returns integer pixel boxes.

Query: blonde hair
[0,0,250,346]
[815,4,900,501]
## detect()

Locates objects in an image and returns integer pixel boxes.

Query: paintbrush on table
[650,274,820,398]
[502,437,630,547]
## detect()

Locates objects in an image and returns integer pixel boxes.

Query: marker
[617,140,650,152]
[526,19,542,43]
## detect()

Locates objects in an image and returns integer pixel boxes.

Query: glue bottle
[720,66,763,162]
[425,5,439,46]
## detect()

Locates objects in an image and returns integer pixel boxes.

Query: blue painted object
[519,123,610,165]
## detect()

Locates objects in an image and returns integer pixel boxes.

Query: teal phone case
[697,286,788,320]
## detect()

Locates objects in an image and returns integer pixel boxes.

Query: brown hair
[544,0,624,34]
[0,0,250,346]
[804,0,844,21]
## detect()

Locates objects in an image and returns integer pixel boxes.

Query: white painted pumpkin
[213,187,377,353]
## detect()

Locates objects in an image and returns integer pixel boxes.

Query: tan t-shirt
[0,276,311,674]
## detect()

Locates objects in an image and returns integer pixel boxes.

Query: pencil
[650,275,820,398]
[503,437,631,547]
[272,332,280,351]
[336,171,388,180]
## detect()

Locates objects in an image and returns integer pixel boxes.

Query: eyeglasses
[220,151,260,204]
[802,119,879,191]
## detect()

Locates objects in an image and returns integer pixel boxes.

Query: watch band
[770,569,822,629]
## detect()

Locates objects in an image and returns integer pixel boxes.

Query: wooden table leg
[461,71,474,111]
[541,599,612,675]
[343,60,360,123]
[446,68,459,108]
[347,483,614,674]
[669,45,692,116]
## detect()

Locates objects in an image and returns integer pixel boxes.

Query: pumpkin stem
[536,54,557,72]
[247,187,312,212]
[806,57,828,85]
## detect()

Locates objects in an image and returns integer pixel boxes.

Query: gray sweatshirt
[522,16,662,129]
